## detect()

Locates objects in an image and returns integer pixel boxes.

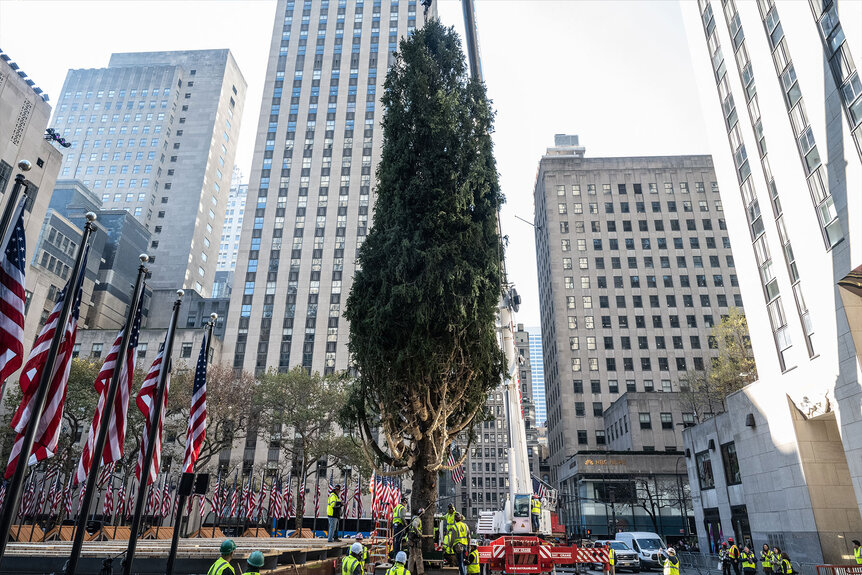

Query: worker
[208,539,237,575]
[771,547,783,575]
[662,548,679,575]
[355,534,369,572]
[741,547,756,575]
[453,513,470,575]
[343,543,365,575]
[720,542,731,575]
[779,552,793,575]
[854,540,862,565]
[606,542,616,575]
[407,508,425,575]
[328,484,343,542]
[531,495,542,532]
[760,544,772,575]
[728,538,741,575]
[445,504,457,554]
[392,496,408,553]
[466,544,481,575]
[244,551,265,575]
[386,551,411,575]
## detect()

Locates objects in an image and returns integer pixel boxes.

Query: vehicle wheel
[632,568,640,573]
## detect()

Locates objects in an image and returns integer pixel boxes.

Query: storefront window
[696,450,715,489]
[721,442,741,485]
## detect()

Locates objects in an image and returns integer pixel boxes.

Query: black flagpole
[65,254,149,575]
[165,313,217,575]
[121,290,184,575]
[0,160,31,249]
[0,213,97,567]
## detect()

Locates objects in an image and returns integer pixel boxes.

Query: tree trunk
[412,436,440,552]
[294,456,307,534]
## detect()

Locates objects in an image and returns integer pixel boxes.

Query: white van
[614,532,666,570]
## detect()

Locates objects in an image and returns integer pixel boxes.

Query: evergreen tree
[343,19,505,537]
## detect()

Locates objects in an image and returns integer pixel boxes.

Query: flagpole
[122,289,184,575]
[0,213,97,566]
[165,313,216,575]
[65,254,148,575]
[0,161,30,249]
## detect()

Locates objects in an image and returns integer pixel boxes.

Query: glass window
[696,450,715,490]
[721,442,741,485]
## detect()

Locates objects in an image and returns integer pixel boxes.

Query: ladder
[367,515,391,572]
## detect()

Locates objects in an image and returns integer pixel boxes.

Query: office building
[679,0,862,564]
[50,50,247,294]
[222,0,433,379]
[533,135,744,481]
[528,330,547,426]
[217,167,247,271]
[0,49,63,271]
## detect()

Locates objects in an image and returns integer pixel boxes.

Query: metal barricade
[814,566,862,575]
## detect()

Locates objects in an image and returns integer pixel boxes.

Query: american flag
[76,290,145,485]
[242,473,253,518]
[44,472,58,512]
[5,247,89,478]
[78,481,86,514]
[182,333,208,473]
[229,473,238,517]
[97,463,114,488]
[161,477,171,518]
[63,479,73,517]
[256,479,266,521]
[282,475,293,517]
[198,494,207,518]
[313,478,320,518]
[448,449,465,485]
[341,479,349,518]
[125,483,135,520]
[267,479,277,519]
[210,471,221,517]
[134,342,170,485]
[116,480,126,518]
[352,477,362,519]
[0,201,28,389]
[103,481,113,517]
[0,482,6,509]
[271,478,283,519]
[146,481,156,515]
[532,476,548,499]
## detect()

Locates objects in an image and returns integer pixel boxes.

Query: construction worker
[407,508,425,575]
[355,534,369,572]
[720,542,730,575]
[854,540,862,565]
[466,544,481,575]
[387,551,411,575]
[771,547,783,575]
[343,543,365,575]
[208,539,237,575]
[662,548,679,575]
[606,542,616,575]
[779,553,793,575]
[741,547,756,575]
[244,551,265,575]
[328,484,343,542]
[760,544,772,575]
[445,504,457,552]
[728,538,741,575]
[392,496,408,553]
[453,513,470,575]
[531,495,542,532]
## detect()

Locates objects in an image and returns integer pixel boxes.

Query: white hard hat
[667,548,676,556]
[351,543,364,555]
[396,551,408,564]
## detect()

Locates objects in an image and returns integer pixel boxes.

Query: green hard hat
[248,550,266,568]
[220,539,237,555]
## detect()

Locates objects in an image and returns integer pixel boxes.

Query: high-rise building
[223,0,434,379]
[679,0,862,563]
[527,330,547,426]
[533,135,744,482]
[50,50,247,295]
[217,167,247,271]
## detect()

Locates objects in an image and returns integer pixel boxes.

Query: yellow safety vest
[771,554,782,573]
[729,546,740,560]
[855,547,862,565]
[446,512,456,529]
[782,559,792,575]
[208,557,236,575]
[359,547,369,571]
[328,492,341,517]
[393,504,406,524]
[663,557,679,575]
[454,522,469,546]
[531,499,541,514]
[467,549,481,574]
[760,551,771,568]
[386,564,410,575]
[742,552,756,569]
[343,555,362,575]
[609,549,615,566]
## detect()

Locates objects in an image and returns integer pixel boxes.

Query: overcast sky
[0,0,709,328]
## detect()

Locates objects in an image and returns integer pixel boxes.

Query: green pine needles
[344,20,505,504]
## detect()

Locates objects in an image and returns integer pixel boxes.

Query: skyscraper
[533,135,744,482]
[679,0,862,561]
[51,50,247,294]
[217,167,247,272]
[527,330,547,426]
[223,0,434,377]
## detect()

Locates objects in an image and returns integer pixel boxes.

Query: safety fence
[676,552,857,575]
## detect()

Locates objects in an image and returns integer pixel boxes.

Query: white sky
[0,0,708,328]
